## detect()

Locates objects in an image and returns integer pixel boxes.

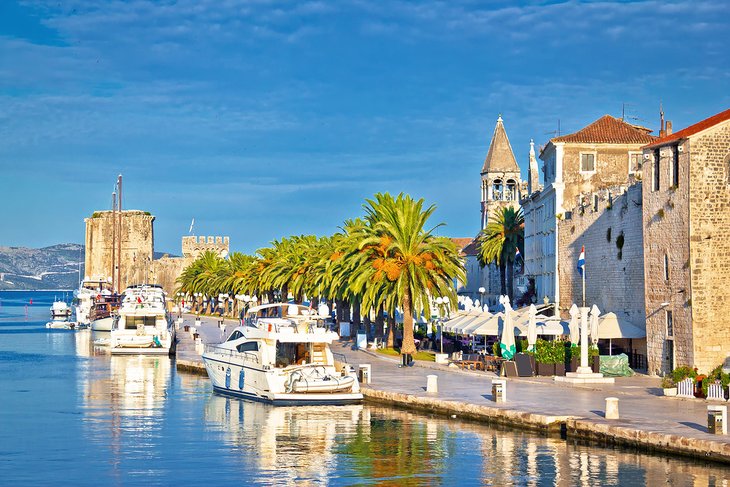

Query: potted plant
[553,341,566,376]
[661,376,677,396]
[534,339,554,376]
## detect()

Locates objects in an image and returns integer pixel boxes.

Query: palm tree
[354,193,465,356]
[478,206,524,301]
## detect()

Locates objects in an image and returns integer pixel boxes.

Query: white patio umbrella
[569,304,580,345]
[469,312,503,336]
[499,296,516,359]
[597,312,646,355]
[459,311,493,335]
[527,304,538,352]
[589,305,601,345]
[534,318,569,336]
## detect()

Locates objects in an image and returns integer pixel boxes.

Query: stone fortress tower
[181,236,230,259]
[84,210,155,291]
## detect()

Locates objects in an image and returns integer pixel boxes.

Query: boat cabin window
[125,316,157,329]
[236,341,259,352]
[275,342,310,367]
[227,330,243,341]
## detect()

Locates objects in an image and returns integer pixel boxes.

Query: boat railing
[204,344,259,364]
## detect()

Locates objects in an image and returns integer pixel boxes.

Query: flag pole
[582,254,586,307]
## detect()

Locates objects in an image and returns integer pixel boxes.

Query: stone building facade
[84,210,155,292]
[523,115,655,308]
[557,183,646,355]
[642,108,730,374]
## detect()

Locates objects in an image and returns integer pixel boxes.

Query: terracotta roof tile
[644,108,730,148]
[552,115,656,145]
[450,237,479,257]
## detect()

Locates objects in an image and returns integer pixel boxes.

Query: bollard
[605,397,620,419]
[358,364,372,384]
[491,379,506,402]
[426,374,438,393]
[708,405,728,434]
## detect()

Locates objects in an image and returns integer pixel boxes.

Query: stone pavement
[332,340,730,442]
[174,314,730,462]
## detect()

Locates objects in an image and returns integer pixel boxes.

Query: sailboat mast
[117,174,123,291]
[111,190,117,293]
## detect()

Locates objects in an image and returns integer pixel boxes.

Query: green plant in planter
[569,345,599,362]
[550,340,566,364]
[492,341,501,357]
[700,365,730,397]
[661,376,676,389]
[534,339,552,364]
[671,365,697,383]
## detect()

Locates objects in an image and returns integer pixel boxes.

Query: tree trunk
[281,284,289,303]
[336,298,343,323]
[363,314,371,338]
[386,315,395,348]
[343,300,351,323]
[351,297,361,338]
[506,260,514,302]
[499,262,507,297]
[401,290,417,355]
[375,305,385,338]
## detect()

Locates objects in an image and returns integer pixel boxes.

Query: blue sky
[1,0,728,254]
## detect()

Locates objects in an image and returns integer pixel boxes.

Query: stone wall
[688,121,730,373]
[558,184,646,333]
[151,255,189,296]
[84,210,154,291]
[642,144,692,375]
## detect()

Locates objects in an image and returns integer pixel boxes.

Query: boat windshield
[275,342,310,367]
[125,316,158,329]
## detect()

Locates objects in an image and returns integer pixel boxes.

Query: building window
[672,146,679,188]
[663,253,669,281]
[506,179,517,201]
[492,179,503,201]
[653,149,661,191]
[666,310,673,337]
[629,152,642,174]
[580,153,595,173]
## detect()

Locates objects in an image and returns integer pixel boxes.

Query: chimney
[666,121,673,136]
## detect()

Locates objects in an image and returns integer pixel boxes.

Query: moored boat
[202,303,362,406]
[109,284,174,355]
[74,278,114,327]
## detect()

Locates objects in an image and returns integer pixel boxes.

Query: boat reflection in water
[205,395,366,484]
[204,396,730,486]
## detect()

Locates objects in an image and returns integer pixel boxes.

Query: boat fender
[153,336,162,348]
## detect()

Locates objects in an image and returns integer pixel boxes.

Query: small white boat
[110,284,175,355]
[50,300,72,319]
[203,303,362,406]
[46,320,78,330]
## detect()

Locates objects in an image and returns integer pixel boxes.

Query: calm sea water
[0,290,727,486]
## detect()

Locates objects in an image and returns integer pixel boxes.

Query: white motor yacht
[74,279,113,327]
[202,303,362,406]
[109,285,174,355]
[89,294,121,332]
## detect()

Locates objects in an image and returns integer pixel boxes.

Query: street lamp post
[478,287,485,310]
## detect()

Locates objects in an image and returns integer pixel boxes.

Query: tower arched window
[506,179,517,201]
[492,179,503,201]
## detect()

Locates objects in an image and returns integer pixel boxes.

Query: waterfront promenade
[176,314,730,463]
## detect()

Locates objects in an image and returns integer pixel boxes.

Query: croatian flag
[577,246,585,277]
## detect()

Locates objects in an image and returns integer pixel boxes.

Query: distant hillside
[0,244,177,290]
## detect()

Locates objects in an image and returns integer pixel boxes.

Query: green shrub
[671,365,697,383]
[568,345,599,362]
[661,376,676,389]
[701,365,730,397]
[492,341,501,357]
